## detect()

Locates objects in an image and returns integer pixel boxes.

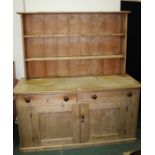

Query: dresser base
[20,138,136,152]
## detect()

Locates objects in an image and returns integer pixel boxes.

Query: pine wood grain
[14,74,140,94]
[20,12,129,78]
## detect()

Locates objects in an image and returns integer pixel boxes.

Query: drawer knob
[127,92,133,97]
[64,96,69,102]
[92,94,97,100]
[25,97,31,103]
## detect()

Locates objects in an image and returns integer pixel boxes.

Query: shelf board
[17,11,130,15]
[17,11,131,14]
[25,55,124,61]
[24,34,125,38]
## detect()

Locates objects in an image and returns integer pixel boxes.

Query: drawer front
[77,89,138,102]
[16,93,76,106]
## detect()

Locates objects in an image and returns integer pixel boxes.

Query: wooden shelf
[17,11,130,14]
[24,34,125,38]
[25,55,124,62]
[21,12,128,78]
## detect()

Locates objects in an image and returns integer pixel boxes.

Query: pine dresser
[14,12,140,152]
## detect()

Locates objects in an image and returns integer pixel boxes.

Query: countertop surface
[14,74,140,94]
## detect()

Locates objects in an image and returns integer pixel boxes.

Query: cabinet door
[80,100,128,142]
[30,103,80,146]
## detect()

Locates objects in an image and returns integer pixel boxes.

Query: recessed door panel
[80,101,128,142]
[30,103,80,146]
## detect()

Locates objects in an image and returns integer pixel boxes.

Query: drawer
[16,93,76,106]
[77,89,137,102]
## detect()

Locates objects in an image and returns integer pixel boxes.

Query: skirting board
[20,138,136,152]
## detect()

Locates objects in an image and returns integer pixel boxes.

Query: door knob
[81,115,85,123]
[81,115,85,119]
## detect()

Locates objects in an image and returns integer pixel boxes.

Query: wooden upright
[14,11,140,152]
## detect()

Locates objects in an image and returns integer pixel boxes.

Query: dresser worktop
[14,74,140,94]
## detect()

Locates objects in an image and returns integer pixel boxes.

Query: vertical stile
[113,35,117,74]
[122,13,128,74]
[68,14,71,76]
[55,14,58,77]
[42,14,46,77]
[20,14,28,80]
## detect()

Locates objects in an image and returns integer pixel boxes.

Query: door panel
[30,103,80,146]
[80,100,128,142]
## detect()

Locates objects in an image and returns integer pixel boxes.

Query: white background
[13,0,120,79]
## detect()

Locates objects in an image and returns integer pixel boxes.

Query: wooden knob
[127,92,133,97]
[25,97,31,103]
[92,94,97,100]
[81,115,85,123]
[64,96,69,102]
[81,115,85,119]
